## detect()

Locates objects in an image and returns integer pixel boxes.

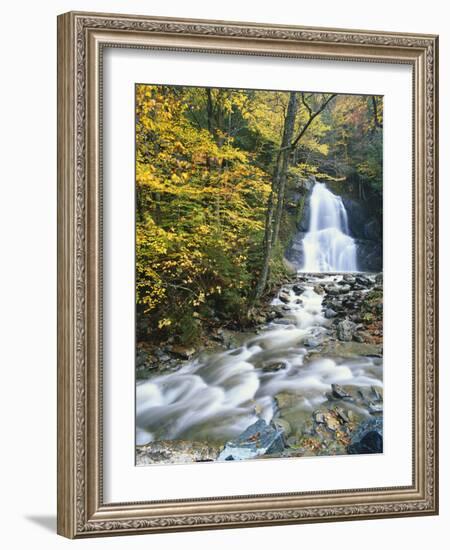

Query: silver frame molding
[57,11,439,538]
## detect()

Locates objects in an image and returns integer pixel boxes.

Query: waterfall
[301,182,358,272]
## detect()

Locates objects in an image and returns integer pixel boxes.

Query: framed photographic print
[57,11,439,538]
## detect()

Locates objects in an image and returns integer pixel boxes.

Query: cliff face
[342,197,383,272]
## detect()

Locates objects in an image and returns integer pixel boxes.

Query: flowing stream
[301,182,358,272]
[136,275,382,446]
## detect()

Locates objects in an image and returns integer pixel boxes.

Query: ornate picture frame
[57,11,438,538]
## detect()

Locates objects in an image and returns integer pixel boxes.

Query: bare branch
[291,93,337,149]
[300,92,312,118]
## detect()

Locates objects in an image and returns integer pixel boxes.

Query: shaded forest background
[136,85,383,346]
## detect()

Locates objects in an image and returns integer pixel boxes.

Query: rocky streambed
[136,273,383,465]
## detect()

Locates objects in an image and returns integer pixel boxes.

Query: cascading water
[301,182,358,272]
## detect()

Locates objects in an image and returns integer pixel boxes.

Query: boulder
[355,275,371,286]
[272,418,292,437]
[337,319,356,341]
[347,417,383,455]
[292,284,305,295]
[334,406,350,424]
[171,345,196,360]
[326,285,342,295]
[348,431,382,454]
[303,334,323,348]
[325,308,338,319]
[217,419,285,461]
[337,284,351,294]
[331,383,352,400]
[313,411,326,424]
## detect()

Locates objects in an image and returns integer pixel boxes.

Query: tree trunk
[271,92,298,246]
[253,152,282,301]
[254,92,297,300]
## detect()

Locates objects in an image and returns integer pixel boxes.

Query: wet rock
[272,418,292,436]
[275,392,300,409]
[317,340,383,358]
[357,389,367,402]
[154,352,172,364]
[371,386,383,402]
[348,431,383,454]
[338,284,351,294]
[218,419,285,461]
[279,292,290,304]
[262,362,287,373]
[349,314,362,323]
[313,284,325,295]
[331,383,352,400]
[343,274,356,284]
[171,345,196,360]
[282,257,298,275]
[136,440,222,465]
[292,284,305,295]
[265,310,279,322]
[353,331,376,344]
[334,406,350,424]
[375,273,383,285]
[304,335,323,348]
[313,411,326,424]
[326,285,342,295]
[347,417,383,455]
[136,349,149,369]
[352,283,366,291]
[337,319,356,341]
[325,308,338,319]
[368,402,383,415]
[323,412,341,432]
